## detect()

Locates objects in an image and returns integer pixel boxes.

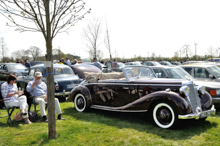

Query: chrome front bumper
[178,105,216,120]
[55,90,71,97]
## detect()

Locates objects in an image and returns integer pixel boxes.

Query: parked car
[103,62,125,73]
[16,64,83,99]
[30,61,44,66]
[67,66,215,129]
[151,66,220,105]
[171,62,182,66]
[125,62,142,66]
[0,63,28,80]
[181,64,220,82]
[159,61,173,66]
[142,61,161,66]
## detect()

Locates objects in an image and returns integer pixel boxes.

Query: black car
[68,65,215,129]
[0,63,28,80]
[17,64,83,99]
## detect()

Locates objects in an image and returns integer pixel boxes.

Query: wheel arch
[146,91,191,115]
[69,85,92,106]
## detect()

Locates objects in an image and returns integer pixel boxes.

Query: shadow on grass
[63,106,218,141]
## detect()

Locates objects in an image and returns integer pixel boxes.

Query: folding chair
[0,99,20,126]
[24,90,47,121]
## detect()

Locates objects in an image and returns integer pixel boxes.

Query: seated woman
[1,74,32,124]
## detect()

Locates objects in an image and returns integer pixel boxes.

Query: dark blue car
[16,64,83,99]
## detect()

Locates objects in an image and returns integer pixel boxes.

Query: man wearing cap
[66,57,71,65]
[92,58,102,70]
[26,72,65,122]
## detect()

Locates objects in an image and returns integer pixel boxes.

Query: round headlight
[197,85,206,95]
[179,86,190,97]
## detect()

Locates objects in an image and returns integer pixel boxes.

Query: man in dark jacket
[25,59,31,68]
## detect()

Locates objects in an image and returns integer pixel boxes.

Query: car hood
[194,80,220,89]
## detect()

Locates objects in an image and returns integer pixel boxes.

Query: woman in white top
[1,74,32,124]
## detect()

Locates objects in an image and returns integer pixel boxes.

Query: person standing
[58,60,63,64]
[112,59,118,68]
[66,57,71,65]
[92,58,102,70]
[1,74,32,124]
[25,59,31,68]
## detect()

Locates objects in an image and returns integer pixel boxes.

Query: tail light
[55,82,59,90]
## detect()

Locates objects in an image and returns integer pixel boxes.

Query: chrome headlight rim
[197,85,206,95]
[179,86,190,97]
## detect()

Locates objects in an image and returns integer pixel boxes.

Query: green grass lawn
[0,102,220,146]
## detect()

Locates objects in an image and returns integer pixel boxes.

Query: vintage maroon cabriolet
[67,66,216,129]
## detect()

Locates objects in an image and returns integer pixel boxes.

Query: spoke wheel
[74,93,89,112]
[153,102,178,129]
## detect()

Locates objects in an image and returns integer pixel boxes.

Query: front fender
[68,85,92,105]
[200,91,213,110]
[130,91,191,115]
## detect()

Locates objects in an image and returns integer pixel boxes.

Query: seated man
[26,72,65,122]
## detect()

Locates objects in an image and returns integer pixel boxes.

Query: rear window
[54,67,74,75]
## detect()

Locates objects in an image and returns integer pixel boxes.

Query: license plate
[200,111,211,118]
[67,84,76,89]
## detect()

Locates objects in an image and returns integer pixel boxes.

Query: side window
[3,65,7,70]
[194,68,210,78]
[183,68,192,75]
[153,69,167,78]
[29,69,35,76]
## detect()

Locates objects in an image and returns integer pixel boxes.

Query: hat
[35,72,42,77]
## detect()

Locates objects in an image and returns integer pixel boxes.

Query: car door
[90,76,131,107]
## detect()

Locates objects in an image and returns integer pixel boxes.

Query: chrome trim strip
[55,92,70,96]
[212,97,220,103]
[178,105,216,120]
[86,83,181,87]
[91,105,148,112]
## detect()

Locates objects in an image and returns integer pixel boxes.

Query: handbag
[14,113,23,121]
[28,111,39,122]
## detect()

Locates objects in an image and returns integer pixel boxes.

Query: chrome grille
[187,83,201,113]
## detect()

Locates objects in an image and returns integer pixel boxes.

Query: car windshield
[124,66,155,80]
[175,62,181,65]
[208,66,220,78]
[54,67,74,75]
[152,62,161,66]
[7,64,27,70]
[166,67,194,80]
[165,62,173,66]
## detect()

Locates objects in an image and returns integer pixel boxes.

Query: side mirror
[209,74,214,79]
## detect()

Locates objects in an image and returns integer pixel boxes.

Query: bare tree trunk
[45,0,57,139]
